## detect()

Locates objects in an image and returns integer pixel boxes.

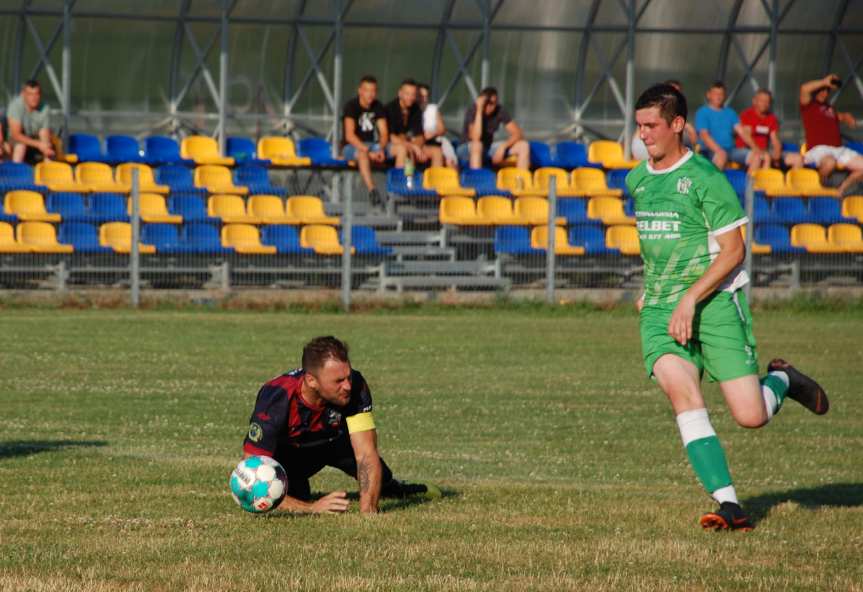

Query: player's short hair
[23,79,40,90]
[400,78,417,88]
[709,80,726,91]
[479,87,498,100]
[755,88,772,98]
[663,79,682,90]
[635,83,688,126]
[359,75,377,86]
[302,336,350,372]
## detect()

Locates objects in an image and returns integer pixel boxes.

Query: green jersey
[625,151,748,308]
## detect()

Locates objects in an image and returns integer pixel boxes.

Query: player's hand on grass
[668,294,696,345]
[311,491,350,514]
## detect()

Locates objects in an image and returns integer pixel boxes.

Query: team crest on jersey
[326,408,342,427]
[677,177,692,195]
[248,422,263,442]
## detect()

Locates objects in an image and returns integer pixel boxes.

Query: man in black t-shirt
[343,75,389,204]
[458,86,530,170]
[383,79,443,168]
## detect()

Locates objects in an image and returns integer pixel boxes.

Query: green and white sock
[676,408,737,504]
[761,371,790,421]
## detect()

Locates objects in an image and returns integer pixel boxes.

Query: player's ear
[671,115,685,134]
[304,371,319,390]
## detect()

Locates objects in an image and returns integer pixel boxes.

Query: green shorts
[640,290,759,382]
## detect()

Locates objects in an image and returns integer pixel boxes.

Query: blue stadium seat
[0,162,48,193]
[145,136,195,166]
[529,141,558,168]
[606,169,631,197]
[809,197,856,225]
[774,197,808,224]
[261,225,312,254]
[782,141,801,154]
[345,226,392,255]
[494,225,542,255]
[556,141,599,169]
[557,198,588,224]
[142,223,188,253]
[182,222,234,254]
[233,165,284,196]
[386,169,436,197]
[68,133,107,163]
[156,165,205,195]
[844,140,863,154]
[58,222,111,253]
[755,224,805,254]
[106,135,152,165]
[298,137,348,167]
[226,137,271,167]
[725,169,747,203]
[169,194,216,223]
[460,168,506,197]
[90,193,129,222]
[47,193,90,221]
[753,195,779,224]
[623,197,635,217]
[569,224,617,254]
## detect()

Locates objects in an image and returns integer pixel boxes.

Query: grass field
[1,305,861,591]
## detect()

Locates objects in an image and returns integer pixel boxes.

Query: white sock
[712,484,739,505]
[675,408,715,446]
[762,371,790,421]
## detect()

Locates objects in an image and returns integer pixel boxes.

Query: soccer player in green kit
[626,83,830,531]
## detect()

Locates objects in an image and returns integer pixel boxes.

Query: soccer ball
[229,455,288,513]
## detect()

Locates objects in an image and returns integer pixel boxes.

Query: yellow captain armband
[346,412,376,434]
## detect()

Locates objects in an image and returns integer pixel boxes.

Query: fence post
[341,173,353,312]
[130,168,141,308]
[743,174,755,301]
[546,175,557,304]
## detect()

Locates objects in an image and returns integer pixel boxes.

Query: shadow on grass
[745,482,863,524]
[260,486,458,519]
[0,439,107,460]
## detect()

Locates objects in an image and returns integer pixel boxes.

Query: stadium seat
[497,167,543,197]
[753,195,780,224]
[605,225,640,255]
[47,193,89,222]
[476,196,522,225]
[827,223,863,253]
[17,221,74,253]
[300,224,353,255]
[588,140,640,169]
[194,165,249,195]
[106,135,150,165]
[131,194,182,224]
[226,137,271,167]
[842,196,863,223]
[34,161,86,193]
[0,162,47,193]
[116,163,170,194]
[169,195,214,223]
[234,165,284,196]
[181,135,235,166]
[156,165,204,195]
[439,196,483,225]
[605,169,631,198]
[424,167,476,197]
[740,225,771,255]
[286,196,340,225]
[530,225,585,255]
[460,168,503,197]
[569,224,617,254]
[99,222,155,254]
[557,199,589,224]
[555,141,596,169]
[141,223,186,253]
[67,133,107,163]
[221,223,276,254]
[75,162,129,193]
[248,195,300,225]
[755,224,805,253]
[753,168,798,197]
[587,197,635,225]
[572,168,624,197]
[297,137,348,167]
[725,169,748,202]
[257,136,311,167]
[534,167,581,197]
[59,222,111,253]
[528,141,558,168]
[182,223,233,254]
[386,169,436,197]
[494,225,542,255]
[514,197,565,225]
[791,223,844,253]
[0,221,30,252]
[347,226,393,255]
[208,194,261,224]
[4,190,60,222]
[260,225,313,254]
[773,197,808,224]
[786,168,840,197]
[145,136,195,166]
[809,197,855,225]
[90,193,130,223]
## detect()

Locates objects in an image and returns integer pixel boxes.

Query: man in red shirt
[737,89,803,171]
[800,74,863,196]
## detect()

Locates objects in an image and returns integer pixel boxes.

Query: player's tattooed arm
[350,429,383,513]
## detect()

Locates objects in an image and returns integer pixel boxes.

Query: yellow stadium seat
[129,193,182,224]
[606,225,640,255]
[753,168,799,197]
[497,167,544,197]
[740,225,771,255]
[248,195,300,225]
[476,196,523,225]
[208,194,261,224]
[17,221,74,253]
[257,136,312,167]
[785,168,840,197]
[534,167,582,197]
[531,225,585,255]
[300,224,354,255]
[827,223,863,253]
[286,196,340,225]
[99,222,155,254]
[34,161,86,192]
[75,162,130,193]
[588,140,640,169]
[4,190,61,222]
[181,135,235,166]
[221,223,277,254]
[514,197,565,226]
[194,165,249,195]
[842,196,863,223]
[790,223,844,253]
[439,196,483,225]
[116,163,170,194]
[0,222,30,252]
[573,167,623,197]
[587,197,635,225]
[423,167,476,197]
